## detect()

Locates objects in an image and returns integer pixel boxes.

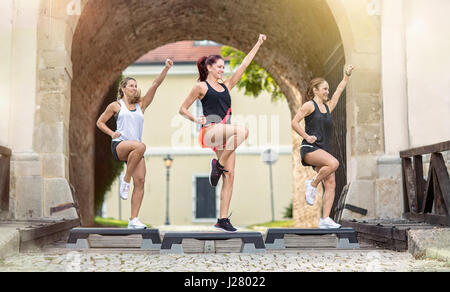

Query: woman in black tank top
[292,65,355,229]
[179,34,267,233]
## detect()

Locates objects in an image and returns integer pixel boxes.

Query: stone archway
[67,0,381,226]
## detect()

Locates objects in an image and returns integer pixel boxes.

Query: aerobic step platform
[66,228,161,249]
[264,228,359,249]
[160,232,266,254]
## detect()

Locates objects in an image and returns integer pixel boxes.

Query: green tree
[221,46,285,103]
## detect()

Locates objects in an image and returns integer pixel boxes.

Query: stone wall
[9,0,431,225]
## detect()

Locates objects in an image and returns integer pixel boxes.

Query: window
[192,174,218,221]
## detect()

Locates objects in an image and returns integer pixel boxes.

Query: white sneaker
[305,180,317,205]
[128,217,147,229]
[119,174,130,200]
[319,217,341,229]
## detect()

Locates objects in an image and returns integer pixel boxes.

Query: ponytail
[197,56,208,82]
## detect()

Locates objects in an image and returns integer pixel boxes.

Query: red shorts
[198,124,223,153]
[198,108,232,153]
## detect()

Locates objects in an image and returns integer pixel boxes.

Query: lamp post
[163,154,173,225]
[261,148,278,222]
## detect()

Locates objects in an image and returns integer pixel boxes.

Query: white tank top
[113,99,144,142]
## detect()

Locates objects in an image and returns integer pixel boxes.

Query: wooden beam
[413,155,425,211]
[403,157,418,213]
[0,146,11,157]
[431,153,450,217]
[400,140,450,158]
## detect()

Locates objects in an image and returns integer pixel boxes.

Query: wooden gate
[400,141,450,225]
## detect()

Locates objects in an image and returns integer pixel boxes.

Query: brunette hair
[304,77,327,103]
[197,55,224,82]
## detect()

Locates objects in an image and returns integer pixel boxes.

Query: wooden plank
[401,158,410,213]
[0,146,12,157]
[0,155,10,211]
[433,169,447,215]
[20,219,80,242]
[431,153,450,216]
[400,140,450,157]
[403,158,418,213]
[413,155,425,211]
[422,166,435,214]
[404,212,450,226]
[342,221,393,239]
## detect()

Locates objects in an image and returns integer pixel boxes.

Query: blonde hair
[117,77,141,103]
[304,77,327,103]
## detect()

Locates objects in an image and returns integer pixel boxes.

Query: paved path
[0,225,448,272]
[0,248,448,272]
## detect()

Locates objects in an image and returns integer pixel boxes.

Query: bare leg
[303,149,339,188]
[203,124,248,168]
[321,173,336,219]
[116,141,146,183]
[218,126,248,166]
[130,158,146,219]
[215,150,236,218]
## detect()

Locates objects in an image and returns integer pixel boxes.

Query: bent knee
[136,143,146,153]
[329,159,339,171]
[236,126,249,139]
[133,176,145,187]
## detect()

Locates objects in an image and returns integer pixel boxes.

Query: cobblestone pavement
[0,249,449,272]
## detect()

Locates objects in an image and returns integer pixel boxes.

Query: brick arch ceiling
[70,0,342,224]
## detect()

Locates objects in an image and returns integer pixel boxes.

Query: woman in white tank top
[97,59,173,229]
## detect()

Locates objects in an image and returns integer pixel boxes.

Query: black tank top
[201,81,232,126]
[302,99,333,152]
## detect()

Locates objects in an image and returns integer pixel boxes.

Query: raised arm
[179,83,207,125]
[96,102,121,139]
[140,59,173,112]
[224,34,267,91]
[291,101,317,144]
[326,65,354,113]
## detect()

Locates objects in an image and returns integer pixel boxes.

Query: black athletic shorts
[300,142,331,168]
[111,141,126,162]
[111,140,145,163]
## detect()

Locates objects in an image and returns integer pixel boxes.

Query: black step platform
[66,228,161,249]
[264,228,359,249]
[160,232,266,254]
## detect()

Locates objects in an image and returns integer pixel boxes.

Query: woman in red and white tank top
[179,34,267,233]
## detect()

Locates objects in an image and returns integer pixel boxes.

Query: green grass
[94,217,129,227]
[94,216,152,228]
[248,220,293,229]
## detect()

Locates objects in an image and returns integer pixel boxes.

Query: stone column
[3,0,79,220]
[35,0,79,220]
[327,0,384,220]
[374,0,409,219]
[4,0,43,219]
